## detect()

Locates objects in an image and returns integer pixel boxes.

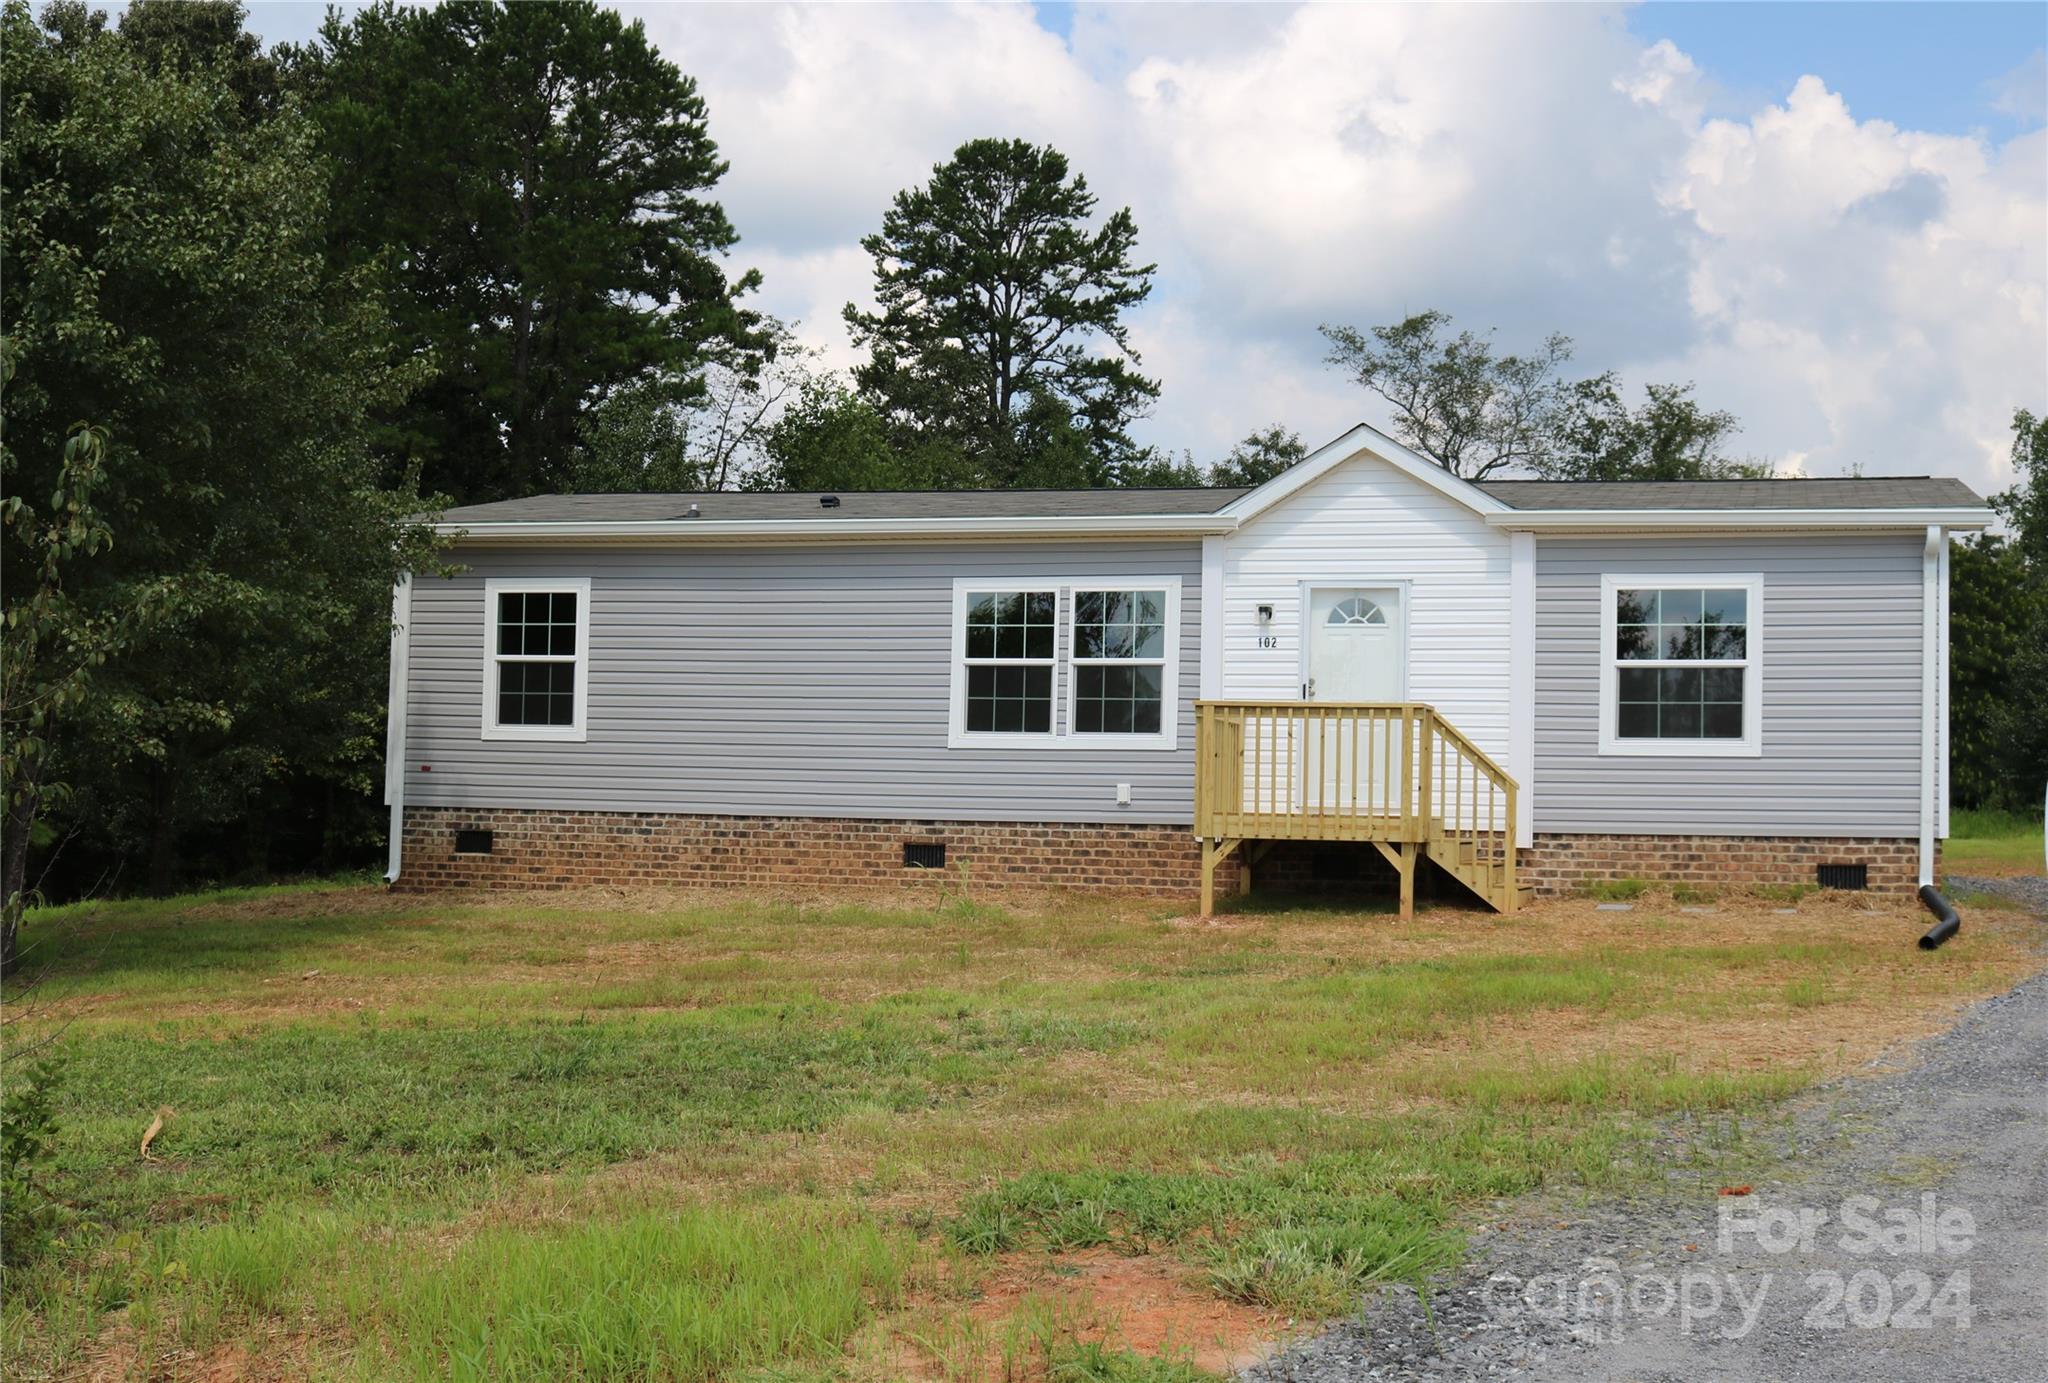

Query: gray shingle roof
[1474,477,1983,510]
[438,487,1253,524]
[435,475,1985,526]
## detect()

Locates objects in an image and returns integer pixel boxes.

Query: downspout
[1918,526,1939,887]
[384,573,413,884]
[1938,529,1950,840]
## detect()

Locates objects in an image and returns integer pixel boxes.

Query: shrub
[2,1056,64,1265]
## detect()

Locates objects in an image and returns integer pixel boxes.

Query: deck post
[1399,705,1416,841]
[1414,708,1434,843]
[1503,778,1519,912]
[1199,837,1240,917]
[1397,841,1416,921]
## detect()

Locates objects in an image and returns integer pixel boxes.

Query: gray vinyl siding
[403,540,1201,824]
[1535,533,1924,837]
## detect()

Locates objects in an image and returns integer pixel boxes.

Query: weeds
[1580,878,1649,901]
[5,880,2036,1378]
[1,1056,64,1265]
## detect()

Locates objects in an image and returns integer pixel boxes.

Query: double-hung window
[961,589,1057,734]
[1598,574,1761,757]
[1071,590,1168,735]
[483,578,590,741]
[950,579,1180,748]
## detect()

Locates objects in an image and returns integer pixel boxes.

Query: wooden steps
[1194,700,1523,918]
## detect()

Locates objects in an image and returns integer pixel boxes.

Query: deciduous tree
[1,0,437,900]
[1542,377,1769,481]
[1210,425,1308,488]
[1321,310,1766,482]
[1320,311,1569,479]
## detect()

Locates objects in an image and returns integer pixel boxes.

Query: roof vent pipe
[684,503,700,519]
[820,494,841,508]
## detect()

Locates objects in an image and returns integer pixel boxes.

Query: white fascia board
[1219,422,1512,523]
[1486,507,1994,532]
[433,513,1240,544]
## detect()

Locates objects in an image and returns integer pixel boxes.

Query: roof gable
[1218,424,1511,523]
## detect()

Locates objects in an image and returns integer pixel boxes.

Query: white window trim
[1597,573,1763,759]
[947,577,1181,751]
[481,577,591,742]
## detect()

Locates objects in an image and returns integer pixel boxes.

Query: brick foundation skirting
[397,806,1230,897]
[1520,833,1927,896]
[397,807,1926,900]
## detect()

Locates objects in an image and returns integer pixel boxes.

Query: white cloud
[1642,80,2046,486]
[626,3,2043,490]
[1989,49,2047,125]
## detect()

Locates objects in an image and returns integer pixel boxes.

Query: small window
[483,579,590,741]
[1327,597,1386,626]
[903,841,947,869]
[1600,576,1761,757]
[1072,589,1168,736]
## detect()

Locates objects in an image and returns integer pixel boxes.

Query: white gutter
[1488,506,1994,532]
[430,504,1996,545]
[433,512,1239,543]
[383,573,413,884]
[1919,526,1940,887]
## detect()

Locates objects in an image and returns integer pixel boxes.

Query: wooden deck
[1194,701,1523,918]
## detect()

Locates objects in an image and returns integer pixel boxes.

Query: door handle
[1303,677,1316,700]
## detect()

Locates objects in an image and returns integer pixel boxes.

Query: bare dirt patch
[880,1247,1285,1381]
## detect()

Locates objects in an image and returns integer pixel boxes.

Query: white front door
[1306,587,1405,702]
[1301,587,1406,814]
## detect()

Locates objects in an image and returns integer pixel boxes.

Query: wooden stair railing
[1193,701,1520,918]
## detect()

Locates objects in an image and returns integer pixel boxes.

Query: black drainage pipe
[1917,884,1961,950]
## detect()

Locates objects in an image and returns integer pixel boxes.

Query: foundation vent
[454,829,494,856]
[903,841,946,870]
[1816,863,1867,891]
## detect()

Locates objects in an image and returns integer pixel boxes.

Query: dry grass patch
[6,877,2041,1381]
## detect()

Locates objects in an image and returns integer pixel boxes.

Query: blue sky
[1022,4,2048,136]
[1622,2,2045,136]
[248,2,2048,138]
[223,2,2044,490]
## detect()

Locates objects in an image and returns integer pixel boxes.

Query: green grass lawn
[1944,806,2046,876]
[3,880,2038,1381]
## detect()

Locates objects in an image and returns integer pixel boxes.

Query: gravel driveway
[1244,882,2048,1383]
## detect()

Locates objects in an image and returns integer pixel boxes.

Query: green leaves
[1954,407,2048,809]
[2,0,443,905]
[846,138,1160,488]
[300,0,762,505]
[1320,309,1761,482]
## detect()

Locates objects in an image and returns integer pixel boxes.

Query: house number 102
[1257,635,1281,649]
